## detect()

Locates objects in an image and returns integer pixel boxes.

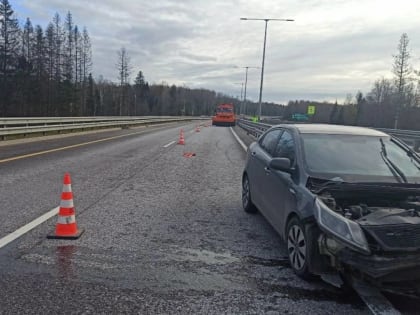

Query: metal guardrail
[377,128,420,151]
[0,116,206,140]
[237,119,420,152]
[0,116,187,126]
[237,119,270,137]
[237,119,270,138]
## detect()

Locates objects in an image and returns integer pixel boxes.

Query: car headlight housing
[315,199,370,254]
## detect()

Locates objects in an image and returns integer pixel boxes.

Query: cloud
[14,0,420,104]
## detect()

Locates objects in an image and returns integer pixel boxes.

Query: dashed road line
[0,124,182,164]
[230,127,247,152]
[163,140,176,148]
[0,207,59,250]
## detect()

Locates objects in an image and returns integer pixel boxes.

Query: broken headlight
[315,199,370,254]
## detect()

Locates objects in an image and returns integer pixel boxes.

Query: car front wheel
[286,216,313,279]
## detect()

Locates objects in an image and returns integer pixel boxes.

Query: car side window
[274,130,295,164]
[259,129,282,156]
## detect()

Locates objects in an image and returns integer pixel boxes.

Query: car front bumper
[338,248,420,283]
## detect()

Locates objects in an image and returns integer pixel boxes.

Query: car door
[263,130,298,236]
[247,129,282,215]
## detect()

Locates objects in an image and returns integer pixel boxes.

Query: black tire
[286,216,313,279]
[242,174,258,213]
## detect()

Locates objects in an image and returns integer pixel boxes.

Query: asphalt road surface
[0,122,417,314]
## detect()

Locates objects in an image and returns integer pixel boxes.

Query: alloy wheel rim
[287,224,306,271]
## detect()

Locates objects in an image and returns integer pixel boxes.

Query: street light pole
[240,17,294,120]
[242,66,259,116]
[234,82,244,113]
[258,20,268,120]
[243,68,249,116]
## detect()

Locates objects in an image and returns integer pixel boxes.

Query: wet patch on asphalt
[243,255,290,267]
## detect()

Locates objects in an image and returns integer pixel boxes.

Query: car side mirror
[269,157,292,173]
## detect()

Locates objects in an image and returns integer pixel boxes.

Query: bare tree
[393,33,411,128]
[81,27,92,81]
[116,47,131,115]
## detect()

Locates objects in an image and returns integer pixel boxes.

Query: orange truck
[212,103,236,126]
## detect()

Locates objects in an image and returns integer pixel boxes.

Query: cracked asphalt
[0,122,414,314]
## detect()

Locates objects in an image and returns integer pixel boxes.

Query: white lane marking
[230,127,247,152]
[0,207,59,250]
[163,140,176,148]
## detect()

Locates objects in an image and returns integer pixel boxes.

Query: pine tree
[86,73,95,115]
[52,13,62,84]
[33,25,47,115]
[393,33,411,128]
[116,47,131,115]
[134,71,148,115]
[63,11,73,82]
[22,18,34,67]
[45,22,55,115]
[73,25,80,84]
[0,0,20,115]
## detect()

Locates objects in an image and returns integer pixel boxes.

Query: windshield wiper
[390,138,420,171]
[380,138,408,183]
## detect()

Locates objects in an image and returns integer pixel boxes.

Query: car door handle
[289,188,296,195]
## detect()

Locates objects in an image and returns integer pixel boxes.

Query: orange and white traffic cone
[48,173,84,239]
[178,129,185,145]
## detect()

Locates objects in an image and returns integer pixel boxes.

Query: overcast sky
[13,0,420,104]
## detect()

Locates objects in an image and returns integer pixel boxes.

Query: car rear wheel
[287,217,313,279]
[242,174,257,213]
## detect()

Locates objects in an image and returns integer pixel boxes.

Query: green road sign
[307,105,316,115]
[291,113,309,121]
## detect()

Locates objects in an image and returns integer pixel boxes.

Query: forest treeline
[0,0,93,116]
[0,0,283,117]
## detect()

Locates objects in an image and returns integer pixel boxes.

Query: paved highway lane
[0,124,371,314]
[0,122,194,238]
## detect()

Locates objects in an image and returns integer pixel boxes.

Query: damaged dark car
[242,124,420,296]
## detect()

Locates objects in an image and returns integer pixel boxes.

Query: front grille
[364,225,420,251]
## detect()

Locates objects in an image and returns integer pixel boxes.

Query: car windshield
[301,134,420,183]
[217,108,233,113]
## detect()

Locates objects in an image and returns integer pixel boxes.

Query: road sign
[291,113,309,121]
[307,105,316,115]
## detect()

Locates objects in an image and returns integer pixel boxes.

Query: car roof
[276,124,388,136]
